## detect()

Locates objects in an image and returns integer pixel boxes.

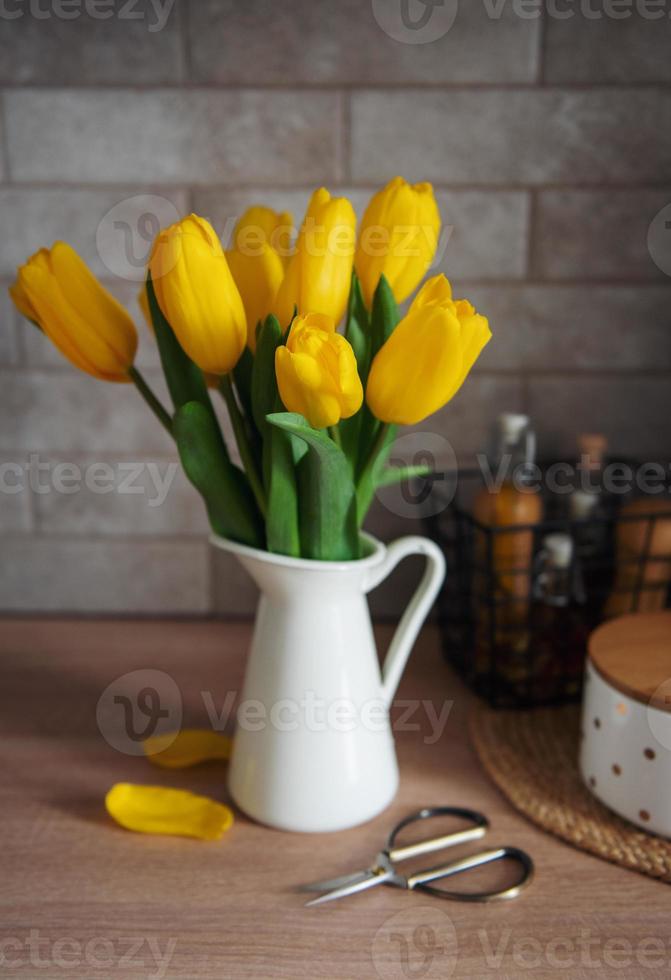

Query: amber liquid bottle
[569,433,612,620]
[473,414,543,687]
[605,498,671,617]
[532,533,588,701]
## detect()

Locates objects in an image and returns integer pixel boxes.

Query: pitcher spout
[211,532,387,600]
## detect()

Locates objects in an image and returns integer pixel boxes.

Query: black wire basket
[422,462,671,708]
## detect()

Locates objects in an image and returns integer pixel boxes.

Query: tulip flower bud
[355,177,441,308]
[149,214,246,375]
[10,243,138,382]
[226,206,290,352]
[275,312,363,430]
[140,282,226,386]
[231,205,293,263]
[366,275,491,426]
[273,189,356,328]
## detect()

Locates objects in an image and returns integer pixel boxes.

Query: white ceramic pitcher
[211,532,445,833]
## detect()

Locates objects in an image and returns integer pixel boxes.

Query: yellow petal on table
[143,729,233,769]
[105,784,234,841]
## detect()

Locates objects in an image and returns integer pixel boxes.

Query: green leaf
[354,275,400,479]
[370,273,399,364]
[251,315,283,437]
[356,423,397,526]
[252,316,306,478]
[263,421,300,557]
[231,346,263,477]
[233,346,254,424]
[250,317,300,556]
[345,271,370,379]
[266,412,359,561]
[339,418,358,476]
[173,401,263,549]
[376,463,432,488]
[340,272,370,471]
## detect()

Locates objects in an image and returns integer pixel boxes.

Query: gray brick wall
[0,0,669,615]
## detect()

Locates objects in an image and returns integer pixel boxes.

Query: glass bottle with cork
[473,413,543,689]
[569,433,613,619]
[532,532,588,699]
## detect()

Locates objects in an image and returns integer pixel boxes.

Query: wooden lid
[588,612,671,711]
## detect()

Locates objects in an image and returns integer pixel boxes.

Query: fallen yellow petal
[143,729,233,769]
[105,783,234,841]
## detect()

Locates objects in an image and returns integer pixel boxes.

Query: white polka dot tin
[580,612,671,838]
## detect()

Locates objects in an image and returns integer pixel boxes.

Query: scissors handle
[407,846,534,902]
[386,806,489,863]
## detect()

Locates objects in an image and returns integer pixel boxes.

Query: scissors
[301,806,534,907]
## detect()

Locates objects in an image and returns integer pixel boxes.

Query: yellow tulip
[355,176,441,307]
[9,243,137,382]
[138,287,222,395]
[275,312,363,429]
[366,275,491,426]
[149,214,246,375]
[231,205,293,264]
[273,189,356,328]
[226,206,289,351]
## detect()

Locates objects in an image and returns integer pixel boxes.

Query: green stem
[128,365,173,436]
[232,372,264,478]
[328,425,342,449]
[220,374,267,517]
[357,422,391,494]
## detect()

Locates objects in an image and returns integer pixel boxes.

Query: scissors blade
[299,869,373,893]
[304,869,392,907]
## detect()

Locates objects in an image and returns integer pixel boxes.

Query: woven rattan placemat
[470,701,671,883]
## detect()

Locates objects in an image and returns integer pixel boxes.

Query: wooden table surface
[1,618,669,980]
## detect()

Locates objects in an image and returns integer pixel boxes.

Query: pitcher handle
[364,536,446,707]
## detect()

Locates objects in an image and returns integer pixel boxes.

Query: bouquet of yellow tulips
[9,177,491,561]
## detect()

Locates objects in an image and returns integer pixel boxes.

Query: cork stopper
[588,612,671,711]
